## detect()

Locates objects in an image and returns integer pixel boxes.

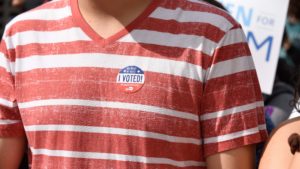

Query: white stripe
[6,28,91,49]
[15,53,205,82]
[30,148,205,167]
[6,6,72,29]
[0,98,17,108]
[18,99,199,121]
[0,120,20,125]
[258,124,267,130]
[204,126,265,144]
[0,52,12,73]
[187,0,207,5]
[118,30,217,56]
[205,56,255,81]
[201,101,264,120]
[25,125,201,145]
[218,28,247,48]
[149,7,233,32]
[0,52,16,75]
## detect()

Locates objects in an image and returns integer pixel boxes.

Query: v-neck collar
[71,0,159,46]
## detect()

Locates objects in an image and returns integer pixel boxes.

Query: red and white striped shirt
[0,0,267,168]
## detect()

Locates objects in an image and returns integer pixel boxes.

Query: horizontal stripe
[258,124,267,130]
[140,18,225,42]
[6,28,91,49]
[30,148,205,167]
[204,131,266,157]
[0,52,15,75]
[202,109,265,138]
[218,28,246,47]
[25,125,201,145]
[202,86,263,113]
[149,7,232,32]
[187,0,207,5]
[6,6,72,30]
[18,99,198,121]
[30,156,205,169]
[22,106,200,138]
[0,52,12,73]
[206,56,255,81]
[159,0,237,25]
[212,43,251,63]
[11,41,210,69]
[16,68,201,114]
[27,132,201,161]
[203,70,259,94]
[201,101,264,120]
[118,30,217,56]
[7,16,75,36]
[0,98,16,108]
[15,53,205,82]
[0,120,20,125]
[204,125,266,144]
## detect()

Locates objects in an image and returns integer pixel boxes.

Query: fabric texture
[0,0,267,168]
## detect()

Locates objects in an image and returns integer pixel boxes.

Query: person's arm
[200,21,267,168]
[206,145,255,169]
[0,137,26,169]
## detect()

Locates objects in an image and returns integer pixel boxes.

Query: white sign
[218,0,289,94]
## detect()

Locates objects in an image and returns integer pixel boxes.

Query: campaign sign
[117,66,145,93]
[218,0,289,94]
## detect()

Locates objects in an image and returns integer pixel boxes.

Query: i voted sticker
[116,66,145,93]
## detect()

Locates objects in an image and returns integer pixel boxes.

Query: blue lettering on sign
[247,31,273,62]
[237,6,253,26]
[220,2,253,27]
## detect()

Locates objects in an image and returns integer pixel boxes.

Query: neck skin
[77,0,152,38]
[78,0,147,16]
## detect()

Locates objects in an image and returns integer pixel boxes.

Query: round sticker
[116,66,145,93]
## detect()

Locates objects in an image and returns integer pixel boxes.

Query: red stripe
[160,0,237,26]
[0,69,14,101]
[27,132,202,161]
[0,107,20,120]
[7,17,75,37]
[139,18,225,42]
[204,132,266,157]
[204,70,260,94]
[213,43,252,63]
[22,106,200,138]
[201,109,264,138]
[0,85,14,101]
[0,40,8,55]
[0,68,14,84]
[16,68,202,114]
[0,123,25,137]
[31,155,205,169]
[202,71,263,112]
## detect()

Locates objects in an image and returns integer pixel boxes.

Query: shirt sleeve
[200,24,268,157]
[0,32,25,137]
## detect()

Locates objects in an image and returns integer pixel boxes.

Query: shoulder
[3,0,71,38]
[158,0,240,32]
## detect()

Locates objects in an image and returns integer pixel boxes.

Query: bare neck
[77,0,153,38]
[78,0,150,17]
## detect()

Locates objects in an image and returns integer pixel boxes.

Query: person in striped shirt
[0,0,268,168]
